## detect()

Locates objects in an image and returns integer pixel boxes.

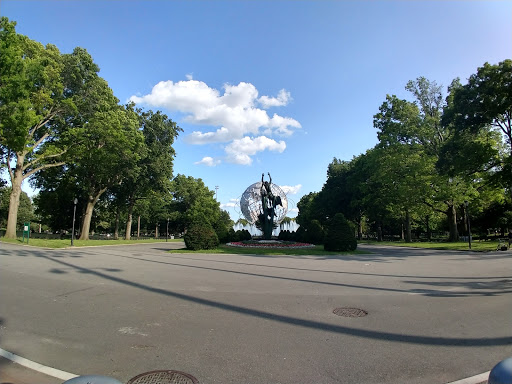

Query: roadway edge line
[445,371,489,384]
[0,347,78,380]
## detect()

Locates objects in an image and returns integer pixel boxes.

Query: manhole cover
[333,307,368,317]
[127,370,199,384]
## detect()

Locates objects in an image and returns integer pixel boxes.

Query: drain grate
[333,307,368,317]
[127,370,199,384]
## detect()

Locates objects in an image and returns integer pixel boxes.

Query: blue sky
[3,1,511,220]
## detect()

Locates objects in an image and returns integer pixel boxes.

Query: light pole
[166,217,169,242]
[72,198,78,246]
[464,200,472,250]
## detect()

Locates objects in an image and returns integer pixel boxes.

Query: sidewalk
[0,357,61,384]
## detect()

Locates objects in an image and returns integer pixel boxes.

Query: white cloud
[130,79,301,164]
[258,89,291,108]
[194,156,221,167]
[280,184,302,195]
[221,202,236,208]
[225,136,286,165]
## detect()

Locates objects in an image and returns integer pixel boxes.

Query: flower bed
[227,240,314,248]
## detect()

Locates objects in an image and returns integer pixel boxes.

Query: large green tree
[119,107,182,239]
[441,60,512,187]
[168,175,221,234]
[0,18,70,238]
[0,18,112,238]
[73,104,144,240]
[373,78,469,241]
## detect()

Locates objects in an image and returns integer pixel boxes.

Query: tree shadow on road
[29,253,512,348]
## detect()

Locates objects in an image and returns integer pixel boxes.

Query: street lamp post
[464,201,472,250]
[166,218,169,242]
[72,198,78,246]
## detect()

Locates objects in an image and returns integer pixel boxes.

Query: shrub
[324,213,357,252]
[237,229,252,241]
[227,228,239,242]
[278,230,292,241]
[184,221,219,250]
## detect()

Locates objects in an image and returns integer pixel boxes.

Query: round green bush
[324,213,357,252]
[184,222,219,250]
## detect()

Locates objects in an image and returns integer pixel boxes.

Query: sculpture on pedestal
[240,173,288,240]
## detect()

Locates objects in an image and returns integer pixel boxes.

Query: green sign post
[22,222,30,244]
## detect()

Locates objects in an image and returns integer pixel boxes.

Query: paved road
[0,242,511,384]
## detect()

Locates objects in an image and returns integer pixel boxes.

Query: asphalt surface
[0,242,510,384]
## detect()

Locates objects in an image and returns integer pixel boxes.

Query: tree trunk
[5,156,24,238]
[79,188,107,240]
[137,215,140,240]
[357,217,362,240]
[155,224,158,239]
[114,208,120,240]
[447,204,459,242]
[377,221,383,242]
[125,202,134,240]
[426,215,432,241]
[405,209,412,242]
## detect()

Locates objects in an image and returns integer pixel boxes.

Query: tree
[213,210,234,244]
[441,61,512,187]
[296,192,320,229]
[73,104,144,239]
[442,60,512,156]
[373,78,468,241]
[168,175,220,233]
[113,108,181,239]
[0,18,74,238]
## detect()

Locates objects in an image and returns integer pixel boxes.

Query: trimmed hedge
[324,213,357,252]
[184,222,219,250]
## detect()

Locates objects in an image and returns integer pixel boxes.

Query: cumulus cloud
[280,184,302,195]
[194,156,221,167]
[130,78,300,165]
[225,136,286,165]
[258,89,291,108]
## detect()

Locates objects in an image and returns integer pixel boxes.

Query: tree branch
[28,108,58,138]
[23,161,66,180]
[23,149,67,171]
[6,150,14,184]
[27,132,50,154]
[422,199,447,215]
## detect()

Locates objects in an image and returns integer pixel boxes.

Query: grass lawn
[2,236,506,254]
[0,237,182,249]
[360,240,506,252]
[168,244,368,256]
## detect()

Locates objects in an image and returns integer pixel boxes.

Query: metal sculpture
[240,173,288,239]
